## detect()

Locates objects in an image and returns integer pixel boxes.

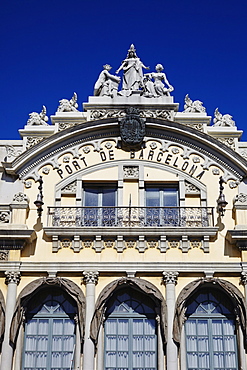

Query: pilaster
[163,271,179,370]
[1,271,21,370]
[82,271,99,370]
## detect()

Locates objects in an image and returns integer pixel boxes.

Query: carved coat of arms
[119,108,145,148]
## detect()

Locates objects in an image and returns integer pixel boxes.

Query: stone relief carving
[217,137,235,150]
[5,271,21,285]
[116,44,150,97]
[125,240,136,248]
[83,240,93,248]
[185,181,200,194]
[24,180,32,189]
[58,122,79,131]
[104,240,115,248]
[90,109,172,121]
[190,240,201,248]
[61,239,71,248]
[94,65,120,98]
[83,271,99,284]
[183,94,206,113]
[213,108,235,127]
[42,167,50,175]
[61,181,77,194]
[143,64,174,98]
[0,211,10,223]
[26,137,45,150]
[27,106,49,126]
[234,193,247,205]
[12,192,29,203]
[182,122,204,132]
[0,251,9,261]
[212,168,220,175]
[57,93,79,112]
[5,145,22,159]
[163,271,179,285]
[147,240,158,248]
[123,166,139,178]
[239,149,247,160]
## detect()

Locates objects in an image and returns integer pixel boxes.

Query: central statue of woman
[116,44,149,96]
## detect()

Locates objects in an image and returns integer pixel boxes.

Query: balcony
[47,206,214,228]
[44,206,217,253]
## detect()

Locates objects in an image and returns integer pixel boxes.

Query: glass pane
[102,188,116,206]
[163,188,178,206]
[84,188,99,206]
[146,189,160,207]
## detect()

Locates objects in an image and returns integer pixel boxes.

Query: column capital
[163,271,179,285]
[83,271,99,285]
[5,271,21,285]
[240,271,247,286]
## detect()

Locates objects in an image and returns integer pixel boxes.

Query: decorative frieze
[83,271,99,285]
[123,166,139,179]
[163,271,179,285]
[5,271,21,285]
[26,136,45,150]
[89,108,172,121]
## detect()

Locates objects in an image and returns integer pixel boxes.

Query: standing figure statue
[144,64,174,97]
[116,44,149,96]
[94,64,120,98]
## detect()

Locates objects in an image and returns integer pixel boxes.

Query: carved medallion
[119,108,145,149]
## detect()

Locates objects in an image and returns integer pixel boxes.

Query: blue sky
[1,0,247,140]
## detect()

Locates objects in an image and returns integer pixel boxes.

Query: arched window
[104,288,157,370]
[185,288,238,370]
[22,287,78,370]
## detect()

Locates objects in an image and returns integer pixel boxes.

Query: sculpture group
[94,44,174,98]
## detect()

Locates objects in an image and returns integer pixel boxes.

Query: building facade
[0,45,247,370]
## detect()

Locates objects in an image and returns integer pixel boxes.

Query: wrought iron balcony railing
[47,206,214,228]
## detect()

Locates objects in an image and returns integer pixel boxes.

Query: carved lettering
[173,157,178,167]
[109,150,114,160]
[72,161,81,170]
[65,165,73,174]
[130,151,135,159]
[139,150,144,159]
[100,151,107,161]
[57,169,63,179]
[189,165,197,176]
[165,154,172,165]
[157,152,163,162]
[148,150,154,160]
[182,161,189,171]
[196,171,205,180]
[81,157,87,166]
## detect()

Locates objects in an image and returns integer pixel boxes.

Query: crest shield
[119,108,145,148]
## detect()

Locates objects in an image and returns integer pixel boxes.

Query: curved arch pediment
[4,118,247,186]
